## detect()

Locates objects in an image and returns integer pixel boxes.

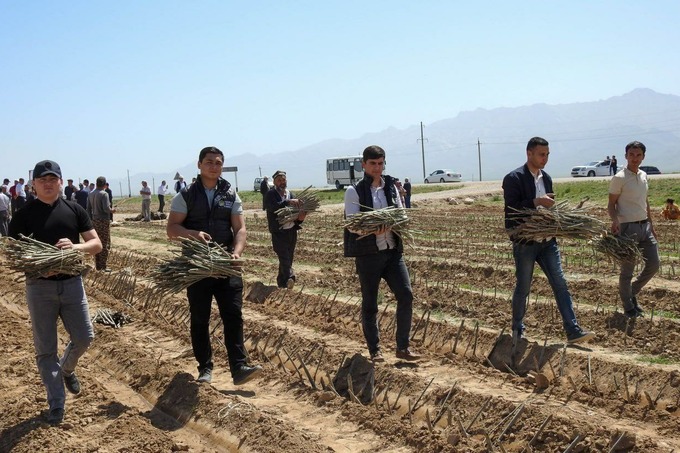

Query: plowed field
[2,185,679,452]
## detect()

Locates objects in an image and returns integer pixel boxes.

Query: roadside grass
[115,177,678,210]
[555,178,680,207]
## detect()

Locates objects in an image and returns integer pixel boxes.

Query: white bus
[326,156,364,189]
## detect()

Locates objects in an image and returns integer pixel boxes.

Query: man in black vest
[503,137,595,347]
[343,145,419,363]
[167,146,261,386]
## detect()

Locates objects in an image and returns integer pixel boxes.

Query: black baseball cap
[33,160,62,179]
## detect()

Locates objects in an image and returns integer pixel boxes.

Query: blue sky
[2,1,679,183]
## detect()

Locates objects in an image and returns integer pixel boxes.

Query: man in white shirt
[15,178,27,211]
[607,141,659,318]
[0,185,10,235]
[157,180,169,213]
[343,145,420,362]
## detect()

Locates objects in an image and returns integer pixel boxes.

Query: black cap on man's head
[272,170,286,180]
[33,160,62,179]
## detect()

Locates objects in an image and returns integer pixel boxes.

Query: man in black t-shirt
[9,160,102,426]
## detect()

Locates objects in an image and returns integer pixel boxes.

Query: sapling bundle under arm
[591,232,644,264]
[275,186,321,225]
[508,201,606,242]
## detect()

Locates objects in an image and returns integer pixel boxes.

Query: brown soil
[2,186,679,452]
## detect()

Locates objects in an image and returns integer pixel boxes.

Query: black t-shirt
[9,197,93,245]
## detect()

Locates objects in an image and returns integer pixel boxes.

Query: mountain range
[109,88,680,195]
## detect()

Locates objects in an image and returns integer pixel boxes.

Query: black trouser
[158,194,165,213]
[186,276,246,374]
[15,196,26,212]
[271,228,298,288]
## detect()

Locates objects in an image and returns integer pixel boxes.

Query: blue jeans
[355,249,413,354]
[511,239,580,336]
[26,276,94,411]
[618,221,659,311]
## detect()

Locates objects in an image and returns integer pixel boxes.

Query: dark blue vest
[181,176,236,248]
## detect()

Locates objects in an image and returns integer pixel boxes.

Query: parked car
[640,165,661,175]
[571,161,611,177]
[424,169,462,183]
[253,177,272,192]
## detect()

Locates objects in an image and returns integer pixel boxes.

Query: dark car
[640,166,661,175]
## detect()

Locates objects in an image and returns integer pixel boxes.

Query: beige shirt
[609,168,648,223]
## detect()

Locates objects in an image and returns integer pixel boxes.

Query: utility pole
[417,121,428,179]
[259,166,262,177]
[127,170,131,198]
[477,138,482,181]
[119,181,123,199]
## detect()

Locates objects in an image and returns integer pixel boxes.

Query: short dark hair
[625,140,646,155]
[667,198,675,204]
[526,137,549,151]
[199,146,224,163]
[362,145,385,162]
[96,176,106,188]
[83,179,89,185]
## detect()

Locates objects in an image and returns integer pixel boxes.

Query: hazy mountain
[109,88,680,196]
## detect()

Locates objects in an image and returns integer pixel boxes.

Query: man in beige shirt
[607,140,659,318]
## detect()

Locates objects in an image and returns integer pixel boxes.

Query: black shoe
[395,348,421,361]
[232,365,263,385]
[625,308,642,318]
[64,372,81,395]
[512,329,523,347]
[46,408,64,425]
[631,296,645,316]
[567,329,596,344]
[197,368,212,383]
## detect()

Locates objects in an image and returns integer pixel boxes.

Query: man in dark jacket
[343,145,419,363]
[167,146,261,386]
[265,171,305,289]
[259,176,270,210]
[503,136,595,347]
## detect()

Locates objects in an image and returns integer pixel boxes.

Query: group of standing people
[7,138,662,427]
[604,155,618,175]
[0,178,37,236]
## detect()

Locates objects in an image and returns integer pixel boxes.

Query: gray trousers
[142,199,151,221]
[619,221,660,311]
[26,276,94,411]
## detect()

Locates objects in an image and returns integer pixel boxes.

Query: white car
[571,161,611,177]
[424,169,462,183]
